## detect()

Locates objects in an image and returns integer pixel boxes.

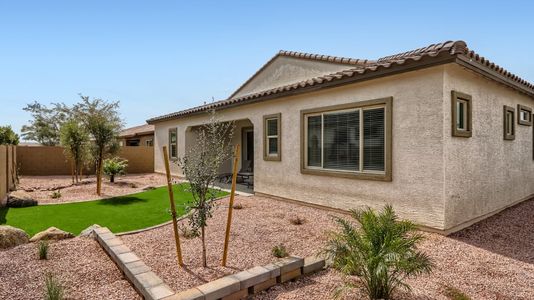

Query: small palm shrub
[289,215,305,225]
[272,244,288,258]
[103,157,128,183]
[39,241,49,260]
[324,205,433,300]
[50,190,61,199]
[44,272,64,300]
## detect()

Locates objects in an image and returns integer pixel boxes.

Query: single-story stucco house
[147,40,534,234]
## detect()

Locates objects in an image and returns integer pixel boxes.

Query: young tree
[60,119,90,183]
[74,95,122,195]
[176,112,234,267]
[324,205,433,300]
[103,157,128,183]
[0,126,20,145]
[21,102,71,145]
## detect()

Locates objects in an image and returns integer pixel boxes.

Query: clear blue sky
[1,0,533,136]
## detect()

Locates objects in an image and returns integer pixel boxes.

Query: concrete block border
[164,255,326,300]
[94,227,174,300]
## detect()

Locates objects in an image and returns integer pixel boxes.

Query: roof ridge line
[278,50,373,65]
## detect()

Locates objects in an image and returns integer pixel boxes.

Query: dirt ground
[17,173,167,204]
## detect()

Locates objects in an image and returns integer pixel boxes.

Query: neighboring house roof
[147,40,534,124]
[119,124,154,138]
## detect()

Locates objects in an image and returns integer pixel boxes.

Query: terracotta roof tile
[147,40,534,123]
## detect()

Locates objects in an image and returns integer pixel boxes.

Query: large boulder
[79,224,102,239]
[30,227,74,242]
[7,191,38,207]
[0,225,29,249]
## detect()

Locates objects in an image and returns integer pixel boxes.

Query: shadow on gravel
[450,198,534,265]
[97,196,147,206]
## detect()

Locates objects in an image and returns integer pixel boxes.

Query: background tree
[176,112,234,267]
[73,95,122,195]
[60,119,90,183]
[21,102,71,145]
[0,126,20,145]
[323,205,433,300]
[103,157,128,183]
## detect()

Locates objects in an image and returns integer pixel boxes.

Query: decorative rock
[7,191,38,207]
[0,225,29,249]
[29,227,74,242]
[79,224,102,238]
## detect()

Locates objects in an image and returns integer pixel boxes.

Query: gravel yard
[0,237,140,300]
[18,173,167,204]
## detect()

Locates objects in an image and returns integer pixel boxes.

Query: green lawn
[0,184,228,237]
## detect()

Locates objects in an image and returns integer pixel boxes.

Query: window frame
[146,139,154,147]
[503,105,515,140]
[451,91,472,138]
[263,113,281,161]
[300,97,392,181]
[168,128,178,160]
[517,104,533,126]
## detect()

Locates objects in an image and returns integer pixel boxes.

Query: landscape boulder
[0,225,29,249]
[30,227,74,242]
[7,191,38,207]
[80,224,102,238]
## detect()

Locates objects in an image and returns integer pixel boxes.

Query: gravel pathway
[0,237,140,300]
[121,195,345,293]
[18,173,167,204]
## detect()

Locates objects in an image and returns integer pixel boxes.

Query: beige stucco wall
[442,64,534,230]
[154,66,448,229]
[233,56,360,98]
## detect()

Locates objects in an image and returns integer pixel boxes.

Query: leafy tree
[103,157,128,183]
[60,119,90,183]
[21,102,71,145]
[73,95,122,195]
[0,126,20,145]
[176,112,234,267]
[324,205,433,300]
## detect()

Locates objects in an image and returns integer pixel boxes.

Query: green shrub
[39,241,49,260]
[271,244,288,258]
[44,272,64,300]
[324,205,433,300]
[103,157,128,183]
[50,190,61,199]
[443,285,471,300]
[289,215,305,225]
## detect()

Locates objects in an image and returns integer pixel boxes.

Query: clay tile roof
[147,40,534,124]
[119,124,154,138]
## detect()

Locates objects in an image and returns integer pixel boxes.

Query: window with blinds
[305,105,386,173]
[263,113,281,161]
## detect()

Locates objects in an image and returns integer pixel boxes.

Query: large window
[169,128,178,159]
[301,97,392,181]
[451,91,472,137]
[263,113,281,161]
[503,106,515,140]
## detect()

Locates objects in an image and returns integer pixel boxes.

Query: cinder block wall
[17,146,154,176]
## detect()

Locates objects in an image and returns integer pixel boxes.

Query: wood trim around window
[299,97,393,181]
[517,104,533,126]
[503,105,515,140]
[451,91,472,138]
[263,113,281,161]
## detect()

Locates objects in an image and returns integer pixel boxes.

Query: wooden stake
[162,145,184,266]
[222,144,240,267]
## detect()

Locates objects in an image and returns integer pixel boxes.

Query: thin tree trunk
[201,226,207,267]
[96,149,103,195]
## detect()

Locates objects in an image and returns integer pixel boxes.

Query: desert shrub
[443,285,471,300]
[103,157,128,183]
[272,244,288,258]
[179,224,199,239]
[39,241,49,260]
[289,215,305,225]
[324,205,433,300]
[232,203,243,210]
[50,190,61,199]
[44,272,64,300]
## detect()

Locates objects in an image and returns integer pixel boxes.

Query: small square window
[451,91,472,137]
[517,104,532,126]
[503,106,515,140]
[263,113,281,161]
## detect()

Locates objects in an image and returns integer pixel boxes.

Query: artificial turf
[0,184,228,237]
